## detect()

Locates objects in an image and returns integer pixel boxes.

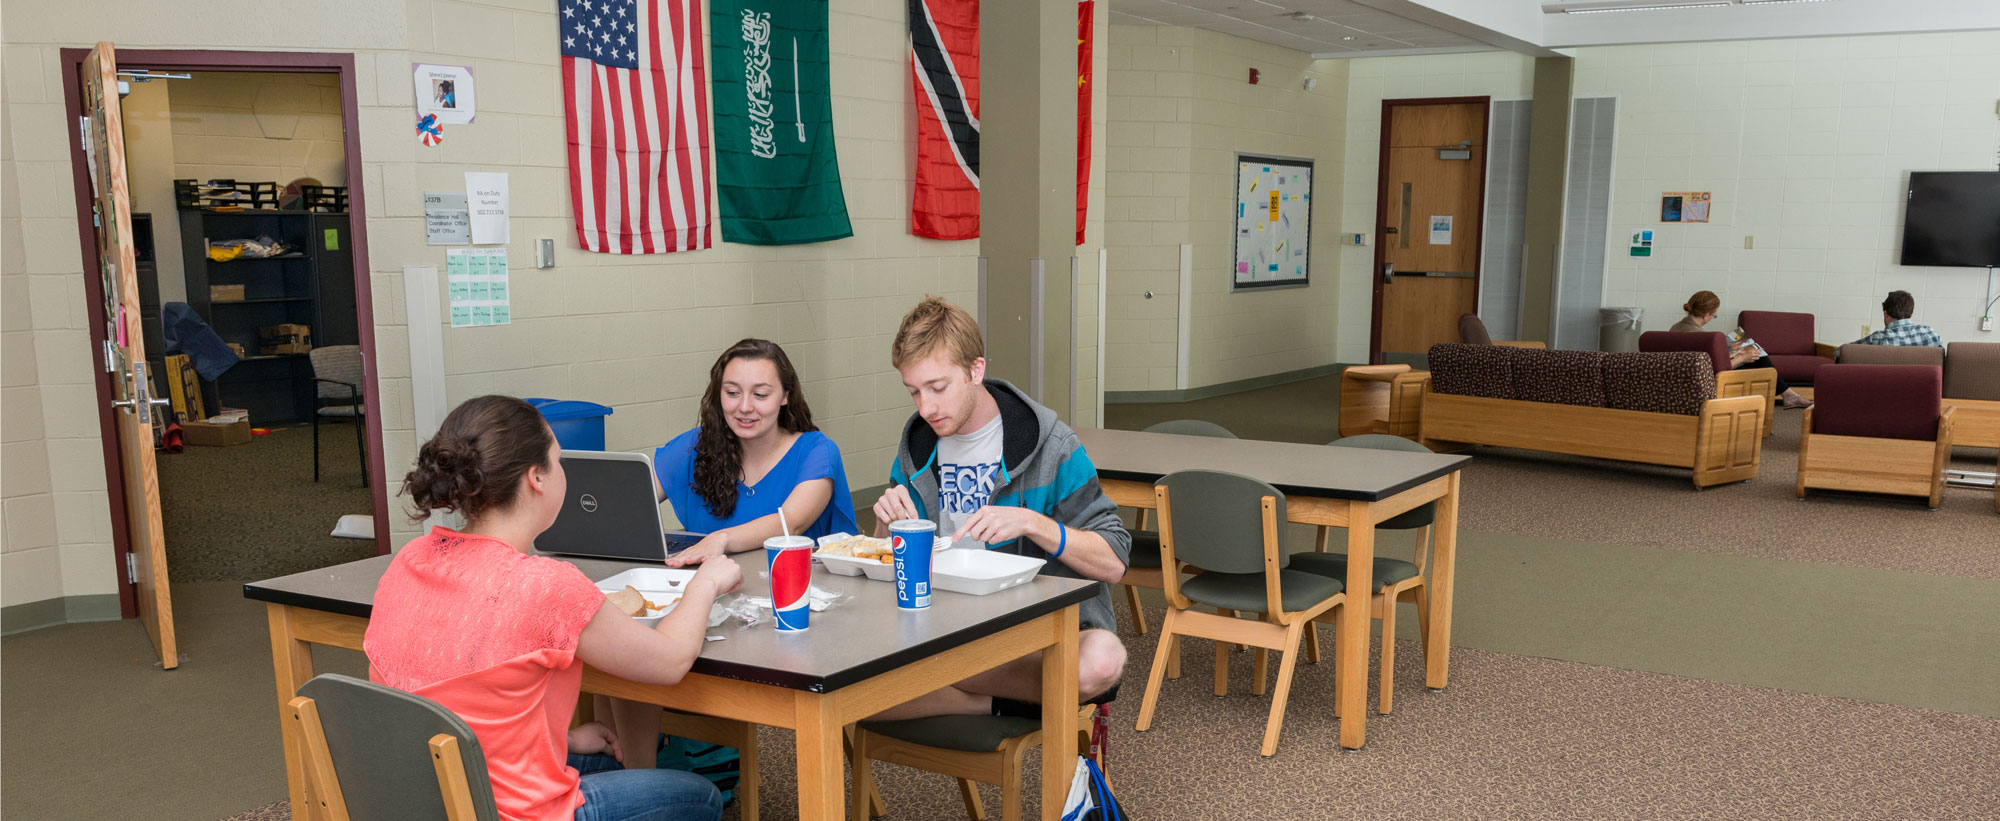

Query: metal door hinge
[126,553,137,584]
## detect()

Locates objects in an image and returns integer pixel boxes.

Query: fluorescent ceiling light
[1562,3,1725,12]
[1543,0,1830,10]
[1739,0,1831,5]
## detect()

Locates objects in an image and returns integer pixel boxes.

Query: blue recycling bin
[524,398,613,451]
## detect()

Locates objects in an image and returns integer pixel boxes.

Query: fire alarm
[1248,68,1260,85]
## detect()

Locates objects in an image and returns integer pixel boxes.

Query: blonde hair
[892,295,984,372]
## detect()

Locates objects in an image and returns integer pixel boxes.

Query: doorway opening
[63,49,387,667]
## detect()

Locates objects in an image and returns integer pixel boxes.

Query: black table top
[1074,428,1471,502]
[244,548,1097,693]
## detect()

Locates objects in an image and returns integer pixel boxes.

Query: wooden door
[1373,99,1488,358]
[81,42,178,669]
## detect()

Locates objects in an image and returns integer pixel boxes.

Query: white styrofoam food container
[930,549,1046,596]
[814,532,954,581]
[596,567,696,626]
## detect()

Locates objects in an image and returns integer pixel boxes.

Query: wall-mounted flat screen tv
[1900,171,2000,268]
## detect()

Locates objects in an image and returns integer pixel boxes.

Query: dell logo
[579,494,598,513]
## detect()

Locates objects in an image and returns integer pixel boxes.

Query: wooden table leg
[1041,606,1080,821]
[794,691,845,821]
[1338,503,1374,750]
[267,604,317,815]
[1426,471,1461,690]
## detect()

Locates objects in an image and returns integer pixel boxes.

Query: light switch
[536,238,555,269]
[1743,235,1754,250]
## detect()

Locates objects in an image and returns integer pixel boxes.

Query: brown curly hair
[1683,290,1721,317]
[691,339,817,519]
[403,395,554,523]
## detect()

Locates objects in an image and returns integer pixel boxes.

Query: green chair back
[1158,470,1286,575]
[1142,419,1238,439]
[1327,435,1437,530]
[297,673,501,821]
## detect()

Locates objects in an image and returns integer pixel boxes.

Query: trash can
[1599,307,1644,353]
[524,398,613,451]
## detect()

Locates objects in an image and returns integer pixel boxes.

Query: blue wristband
[1052,524,1066,558]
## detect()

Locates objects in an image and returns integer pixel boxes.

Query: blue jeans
[569,754,722,821]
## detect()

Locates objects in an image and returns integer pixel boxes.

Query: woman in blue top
[606,339,858,773]
[656,338,857,566]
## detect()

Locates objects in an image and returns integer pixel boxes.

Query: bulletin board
[1233,153,1313,291]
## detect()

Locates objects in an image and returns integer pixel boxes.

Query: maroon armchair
[1640,330,1778,435]
[1796,364,1952,508]
[1737,310,1835,384]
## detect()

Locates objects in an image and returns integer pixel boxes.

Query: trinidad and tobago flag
[908,0,1093,243]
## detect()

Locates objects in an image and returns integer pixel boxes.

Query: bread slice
[606,585,648,617]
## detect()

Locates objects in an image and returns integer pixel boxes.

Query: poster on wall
[446,248,511,328]
[1629,228,1655,257]
[1232,153,1312,291]
[413,64,476,125]
[1661,191,1710,222]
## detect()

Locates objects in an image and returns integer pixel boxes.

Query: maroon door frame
[1367,96,1492,364]
[60,48,390,620]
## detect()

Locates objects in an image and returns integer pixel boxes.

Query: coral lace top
[364,527,606,820]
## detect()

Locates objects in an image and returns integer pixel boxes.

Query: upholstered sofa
[1638,330,1780,436]
[1842,341,2000,449]
[1419,343,1767,487]
[1738,310,1838,384]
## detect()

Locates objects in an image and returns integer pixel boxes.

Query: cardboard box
[182,417,250,447]
[162,354,205,422]
[226,342,245,359]
[210,284,245,302]
[259,323,312,356]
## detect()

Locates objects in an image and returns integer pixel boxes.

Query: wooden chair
[849,704,1101,821]
[1119,419,1238,639]
[1289,434,1435,716]
[1796,364,1953,508]
[287,673,497,821]
[1339,365,1431,439]
[1135,470,1347,757]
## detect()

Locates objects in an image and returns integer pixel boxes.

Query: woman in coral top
[364,395,742,821]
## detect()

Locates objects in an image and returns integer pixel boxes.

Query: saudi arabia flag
[710,0,853,245]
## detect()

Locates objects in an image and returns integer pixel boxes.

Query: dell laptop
[536,450,703,561]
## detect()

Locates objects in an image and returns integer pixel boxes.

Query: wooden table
[1074,428,1470,750]
[246,550,1097,820]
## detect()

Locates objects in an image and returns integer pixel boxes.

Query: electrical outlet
[1860,325,1871,337]
[1982,316,1994,332]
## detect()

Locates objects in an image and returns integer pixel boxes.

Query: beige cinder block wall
[0,0,1107,621]
[169,71,348,190]
[1103,24,1345,393]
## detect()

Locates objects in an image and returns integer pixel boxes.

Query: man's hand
[567,721,622,761]
[664,532,730,568]
[872,485,919,529]
[953,506,1056,552]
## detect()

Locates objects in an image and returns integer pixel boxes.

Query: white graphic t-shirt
[936,415,1004,540]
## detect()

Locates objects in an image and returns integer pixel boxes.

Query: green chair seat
[1127,530,1162,569]
[1180,569,1344,613]
[1286,554,1420,593]
[1326,434,1437,530]
[858,714,1041,753]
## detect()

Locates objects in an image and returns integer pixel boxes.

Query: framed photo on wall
[1233,153,1313,291]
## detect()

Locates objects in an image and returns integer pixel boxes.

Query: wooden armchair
[1339,365,1430,439]
[1796,365,1953,508]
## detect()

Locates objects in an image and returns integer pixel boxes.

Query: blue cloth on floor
[162,302,237,381]
[657,734,739,805]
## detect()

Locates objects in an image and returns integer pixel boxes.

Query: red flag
[560,0,712,254]
[1076,0,1094,245]
[910,0,981,240]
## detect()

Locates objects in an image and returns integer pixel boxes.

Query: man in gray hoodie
[870,296,1130,719]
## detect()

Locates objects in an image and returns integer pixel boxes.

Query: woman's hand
[1730,348,1756,367]
[664,532,730,568]
[567,722,622,761]
[691,553,744,596]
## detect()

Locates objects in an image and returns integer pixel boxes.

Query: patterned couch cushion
[1510,348,1607,407]
[1602,352,1716,416]
[1427,343,1512,399]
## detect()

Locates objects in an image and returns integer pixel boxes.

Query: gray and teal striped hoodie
[889,379,1131,632]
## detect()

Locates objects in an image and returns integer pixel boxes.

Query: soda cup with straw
[765,509,812,631]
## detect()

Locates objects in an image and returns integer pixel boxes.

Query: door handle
[1382,262,1395,283]
[112,361,172,428]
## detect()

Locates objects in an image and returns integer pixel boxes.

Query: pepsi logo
[891,536,905,552]
[579,494,598,513]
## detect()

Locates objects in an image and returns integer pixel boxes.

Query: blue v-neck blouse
[653,428,859,539]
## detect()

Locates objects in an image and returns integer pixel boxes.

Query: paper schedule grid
[446,248,511,328]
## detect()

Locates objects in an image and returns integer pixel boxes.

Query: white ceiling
[1109,0,2000,58]
[1107,0,1500,58]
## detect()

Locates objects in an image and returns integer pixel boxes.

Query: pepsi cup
[889,520,936,610]
[764,535,814,631]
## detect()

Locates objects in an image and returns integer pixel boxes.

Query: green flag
[711,0,853,245]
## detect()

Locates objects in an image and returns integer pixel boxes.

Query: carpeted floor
[156,421,377,582]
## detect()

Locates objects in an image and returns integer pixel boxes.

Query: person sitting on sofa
[1848,290,1942,348]
[1671,290,1812,409]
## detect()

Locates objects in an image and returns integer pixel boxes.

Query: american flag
[561,0,711,253]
